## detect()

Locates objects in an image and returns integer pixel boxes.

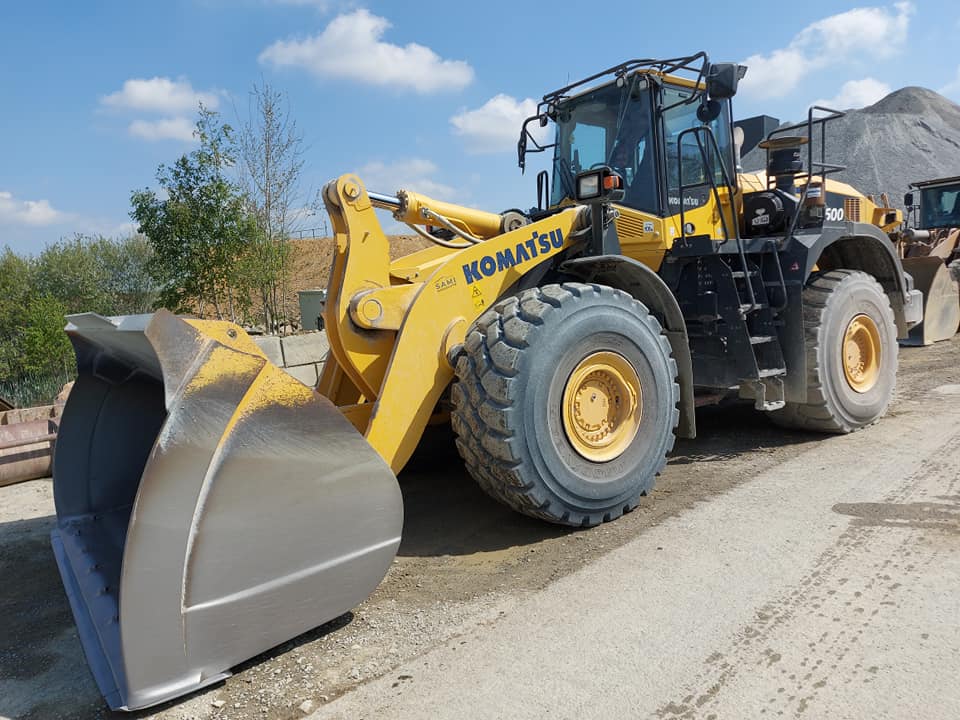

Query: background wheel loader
[896,176,960,344]
[52,52,926,710]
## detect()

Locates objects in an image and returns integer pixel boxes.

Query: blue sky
[2,0,958,254]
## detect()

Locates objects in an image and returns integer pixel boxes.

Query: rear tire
[451,282,679,527]
[770,269,897,433]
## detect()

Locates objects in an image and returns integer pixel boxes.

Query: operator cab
[519,54,741,220]
[907,177,960,230]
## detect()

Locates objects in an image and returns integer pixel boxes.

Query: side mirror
[707,63,747,100]
[903,192,914,207]
[538,113,549,128]
[697,99,722,123]
[518,131,528,172]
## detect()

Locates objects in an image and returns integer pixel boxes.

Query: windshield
[550,81,657,213]
[920,185,960,229]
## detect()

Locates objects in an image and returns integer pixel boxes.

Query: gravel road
[1,338,958,720]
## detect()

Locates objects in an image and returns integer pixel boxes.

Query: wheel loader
[896,176,960,344]
[52,52,927,710]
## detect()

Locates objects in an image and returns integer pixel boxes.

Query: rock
[741,87,960,210]
[211,699,226,709]
[299,699,316,714]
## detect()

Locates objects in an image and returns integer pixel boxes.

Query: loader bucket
[901,256,960,346]
[51,311,402,711]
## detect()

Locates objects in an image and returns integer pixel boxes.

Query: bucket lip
[50,528,127,710]
[65,313,155,332]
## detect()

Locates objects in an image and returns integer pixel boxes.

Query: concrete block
[252,335,284,366]
[281,332,330,366]
[283,363,318,387]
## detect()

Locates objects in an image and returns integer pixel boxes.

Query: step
[757,367,787,378]
[731,270,759,279]
[749,335,775,345]
[739,303,769,315]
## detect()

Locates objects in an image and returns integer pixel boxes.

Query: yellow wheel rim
[842,314,881,393]
[561,351,642,462]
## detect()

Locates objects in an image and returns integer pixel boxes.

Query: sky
[2,0,959,255]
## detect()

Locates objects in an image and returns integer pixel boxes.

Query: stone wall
[253,331,330,387]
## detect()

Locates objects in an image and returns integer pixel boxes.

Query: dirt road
[1,339,958,719]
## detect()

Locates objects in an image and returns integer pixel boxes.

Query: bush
[0,234,156,407]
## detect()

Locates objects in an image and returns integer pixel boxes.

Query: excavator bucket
[901,256,960,346]
[51,311,402,711]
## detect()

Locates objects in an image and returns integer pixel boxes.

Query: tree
[32,236,114,315]
[131,106,256,320]
[91,234,159,314]
[236,81,314,332]
[0,234,157,403]
[0,248,34,381]
[19,294,73,378]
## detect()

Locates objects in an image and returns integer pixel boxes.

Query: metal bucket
[52,311,402,710]
[901,256,960,346]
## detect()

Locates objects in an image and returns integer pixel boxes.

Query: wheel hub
[562,351,642,462]
[842,313,881,393]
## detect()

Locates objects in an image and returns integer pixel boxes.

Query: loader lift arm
[320,174,590,473]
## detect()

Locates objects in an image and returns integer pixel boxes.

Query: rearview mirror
[707,63,747,100]
[697,99,722,123]
[903,192,914,207]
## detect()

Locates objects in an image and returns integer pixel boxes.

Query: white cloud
[110,221,140,237]
[450,94,550,154]
[0,190,66,226]
[355,158,456,199]
[739,48,807,99]
[940,65,960,100]
[101,76,219,113]
[739,2,914,99]
[128,117,197,142]
[259,9,473,93]
[814,77,892,110]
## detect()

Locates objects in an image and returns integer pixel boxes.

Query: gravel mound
[741,87,960,207]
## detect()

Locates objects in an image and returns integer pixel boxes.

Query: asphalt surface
[1,338,958,720]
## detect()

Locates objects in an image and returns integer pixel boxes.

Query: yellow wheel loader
[52,52,925,710]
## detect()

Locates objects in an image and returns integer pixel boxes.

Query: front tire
[451,283,679,527]
[770,269,897,433]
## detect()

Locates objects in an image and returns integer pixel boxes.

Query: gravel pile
[741,87,960,207]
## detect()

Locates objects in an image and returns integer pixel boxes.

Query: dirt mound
[287,235,431,291]
[285,235,431,312]
[741,87,960,207]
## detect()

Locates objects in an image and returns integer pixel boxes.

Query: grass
[0,369,75,409]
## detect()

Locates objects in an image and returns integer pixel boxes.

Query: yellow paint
[842,314,882,393]
[561,351,642,462]
[184,319,267,359]
[394,190,504,239]
[352,284,424,331]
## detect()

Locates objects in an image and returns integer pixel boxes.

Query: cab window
[661,86,734,214]
[550,82,658,214]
